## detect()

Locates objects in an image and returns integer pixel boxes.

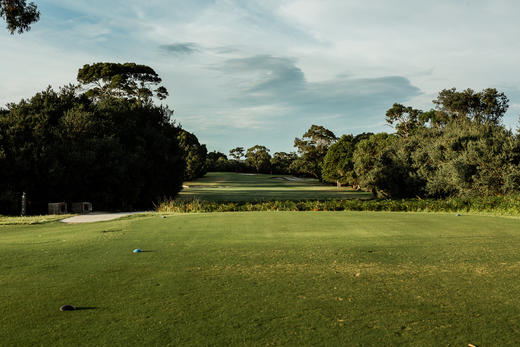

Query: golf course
[178,172,372,201]
[2,174,520,346]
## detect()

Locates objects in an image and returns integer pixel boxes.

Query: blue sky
[1,0,520,153]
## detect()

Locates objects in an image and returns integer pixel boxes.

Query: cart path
[61,212,147,224]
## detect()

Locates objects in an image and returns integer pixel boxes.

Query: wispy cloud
[159,42,199,55]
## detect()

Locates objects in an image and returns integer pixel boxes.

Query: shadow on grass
[73,307,98,311]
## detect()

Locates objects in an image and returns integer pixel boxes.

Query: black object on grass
[60,305,75,311]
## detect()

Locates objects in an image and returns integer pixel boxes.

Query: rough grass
[2,212,520,345]
[0,214,74,225]
[178,172,372,201]
[158,195,520,216]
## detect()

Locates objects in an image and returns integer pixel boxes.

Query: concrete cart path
[61,212,147,224]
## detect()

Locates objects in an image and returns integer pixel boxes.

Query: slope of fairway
[1,212,520,345]
[178,172,372,201]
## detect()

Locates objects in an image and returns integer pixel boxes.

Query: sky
[1,0,520,153]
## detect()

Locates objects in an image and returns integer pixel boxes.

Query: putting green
[178,172,372,201]
[1,211,520,345]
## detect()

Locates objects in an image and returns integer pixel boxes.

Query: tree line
[2,61,519,214]
[208,88,520,199]
[0,62,207,214]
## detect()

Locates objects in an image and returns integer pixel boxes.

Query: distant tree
[206,151,232,172]
[322,134,373,187]
[433,88,509,125]
[245,145,271,173]
[178,129,207,181]
[293,125,337,180]
[0,0,39,34]
[77,62,168,104]
[385,103,425,138]
[270,151,297,174]
[229,147,244,161]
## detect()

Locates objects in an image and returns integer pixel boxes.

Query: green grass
[0,214,74,225]
[2,212,520,345]
[178,172,372,201]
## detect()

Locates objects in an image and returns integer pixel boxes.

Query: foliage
[0,0,39,34]
[433,88,509,125]
[412,121,520,197]
[177,129,207,181]
[229,147,244,161]
[385,103,425,138]
[157,195,520,215]
[245,145,271,173]
[0,85,184,214]
[353,133,425,198]
[322,133,372,186]
[293,125,337,180]
[77,62,168,104]
[270,151,297,174]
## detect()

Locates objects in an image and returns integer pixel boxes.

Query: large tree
[178,129,207,181]
[322,133,372,187]
[385,103,425,138]
[270,151,297,175]
[0,0,39,34]
[433,88,509,125]
[245,145,271,173]
[229,147,244,161]
[0,85,184,213]
[293,125,337,180]
[77,62,168,104]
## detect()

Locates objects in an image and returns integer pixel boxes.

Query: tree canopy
[77,62,169,104]
[245,145,271,173]
[229,147,245,161]
[293,125,337,180]
[0,0,39,34]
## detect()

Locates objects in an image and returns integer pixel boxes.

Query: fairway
[179,172,372,201]
[2,212,520,345]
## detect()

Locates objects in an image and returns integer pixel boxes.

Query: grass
[2,212,520,345]
[0,214,74,225]
[178,172,372,201]
[158,195,520,216]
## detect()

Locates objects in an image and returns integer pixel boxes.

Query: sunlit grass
[1,212,520,345]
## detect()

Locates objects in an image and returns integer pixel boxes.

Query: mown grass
[178,172,372,201]
[2,212,520,345]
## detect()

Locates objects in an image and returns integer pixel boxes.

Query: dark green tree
[293,125,337,180]
[385,103,425,138]
[229,147,244,161]
[322,135,356,187]
[205,151,232,171]
[412,121,520,197]
[245,145,271,173]
[77,62,168,104]
[433,88,509,125]
[0,84,184,214]
[270,152,297,175]
[353,133,423,198]
[0,0,39,34]
[178,129,207,181]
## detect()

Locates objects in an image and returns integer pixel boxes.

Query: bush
[156,196,520,215]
